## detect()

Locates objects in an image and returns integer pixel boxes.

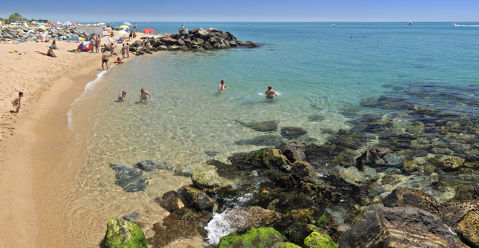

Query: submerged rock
[237,120,280,132]
[103,218,146,248]
[191,169,234,189]
[109,164,147,192]
[133,160,173,171]
[278,142,306,163]
[383,187,442,218]
[218,227,286,248]
[456,210,479,247]
[280,127,308,139]
[178,185,215,211]
[441,201,479,247]
[235,135,284,146]
[155,191,181,213]
[340,207,459,248]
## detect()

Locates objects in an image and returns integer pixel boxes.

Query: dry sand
[0,31,154,247]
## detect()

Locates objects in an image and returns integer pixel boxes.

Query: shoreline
[0,34,145,247]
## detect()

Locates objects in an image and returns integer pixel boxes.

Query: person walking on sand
[102,52,109,70]
[11,92,23,113]
[218,80,227,91]
[265,85,278,98]
[140,88,152,103]
[126,43,130,58]
[121,44,126,59]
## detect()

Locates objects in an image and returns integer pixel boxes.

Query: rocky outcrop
[103,218,146,248]
[340,207,461,248]
[0,26,83,41]
[130,28,257,55]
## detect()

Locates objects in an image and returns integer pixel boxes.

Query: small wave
[205,210,237,246]
[67,70,107,129]
[257,91,281,96]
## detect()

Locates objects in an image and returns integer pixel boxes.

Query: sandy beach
[0,31,151,247]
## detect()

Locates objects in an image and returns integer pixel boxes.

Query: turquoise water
[71,22,479,179]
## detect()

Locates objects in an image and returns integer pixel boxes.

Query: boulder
[191,169,234,189]
[177,185,214,211]
[456,210,479,248]
[304,232,338,248]
[337,166,366,186]
[263,148,291,172]
[280,127,308,139]
[109,164,147,192]
[355,148,388,170]
[223,206,283,233]
[278,142,306,162]
[432,155,465,171]
[197,29,210,38]
[103,218,146,248]
[243,41,257,48]
[383,187,442,218]
[218,227,286,248]
[441,201,479,247]
[340,207,459,248]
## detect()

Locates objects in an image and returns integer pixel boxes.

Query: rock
[133,160,173,171]
[103,218,146,248]
[109,164,147,192]
[337,166,366,186]
[122,213,139,223]
[340,207,458,248]
[454,185,479,201]
[197,29,210,38]
[235,135,284,146]
[237,120,279,132]
[177,186,214,211]
[355,148,388,170]
[243,41,257,48]
[156,191,181,213]
[204,150,218,157]
[228,207,282,232]
[432,155,465,171]
[383,188,442,217]
[291,161,315,183]
[191,169,234,189]
[218,227,286,248]
[278,142,306,162]
[151,207,212,247]
[280,127,308,139]
[456,210,479,247]
[304,232,338,248]
[274,242,302,248]
[263,149,291,172]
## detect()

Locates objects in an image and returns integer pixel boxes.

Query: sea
[65,22,479,246]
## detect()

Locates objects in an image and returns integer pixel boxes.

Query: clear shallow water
[68,23,479,243]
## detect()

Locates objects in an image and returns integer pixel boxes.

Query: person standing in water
[140,88,152,103]
[218,80,227,91]
[265,85,278,98]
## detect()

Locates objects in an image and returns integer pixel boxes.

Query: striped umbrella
[142,29,154,34]
[104,36,117,47]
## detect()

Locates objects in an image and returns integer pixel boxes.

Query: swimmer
[265,85,278,98]
[218,80,227,91]
[140,88,152,103]
[118,91,126,102]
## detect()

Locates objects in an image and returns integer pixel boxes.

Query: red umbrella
[142,29,154,34]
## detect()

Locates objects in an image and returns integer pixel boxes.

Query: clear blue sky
[2,0,479,22]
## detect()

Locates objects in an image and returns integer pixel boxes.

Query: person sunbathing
[114,57,124,64]
[47,47,57,57]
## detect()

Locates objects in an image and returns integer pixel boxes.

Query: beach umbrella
[142,29,154,34]
[104,36,117,47]
[79,37,85,41]
[119,25,129,29]
[123,22,132,26]
[48,21,54,25]
[36,24,42,27]
[118,30,128,36]
[71,36,80,41]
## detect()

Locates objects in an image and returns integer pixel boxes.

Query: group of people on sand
[102,43,130,69]
[218,80,278,98]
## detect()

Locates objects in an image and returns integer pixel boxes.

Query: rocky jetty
[0,27,83,41]
[129,28,257,55]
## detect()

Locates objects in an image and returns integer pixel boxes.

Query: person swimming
[265,85,278,98]
[140,88,152,103]
[218,80,227,91]
[118,91,126,102]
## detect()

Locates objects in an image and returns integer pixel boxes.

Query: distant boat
[453,23,463,27]
[331,24,336,27]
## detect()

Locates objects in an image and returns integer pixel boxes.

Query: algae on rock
[304,232,338,248]
[218,227,286,248]
[103,218,146,248]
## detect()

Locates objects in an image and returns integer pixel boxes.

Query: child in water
[118,91,126,102]
[265,85,278,98]
[140,88,152,103]
[218,80,227,91]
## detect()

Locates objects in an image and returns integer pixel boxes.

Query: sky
[1,0,479,22]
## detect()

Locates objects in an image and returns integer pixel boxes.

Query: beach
[1,22,479,248]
